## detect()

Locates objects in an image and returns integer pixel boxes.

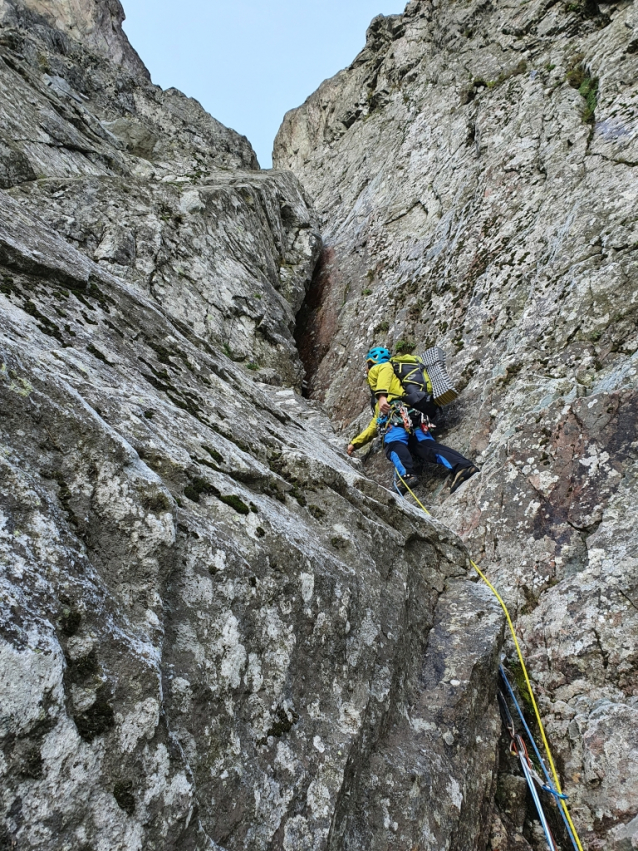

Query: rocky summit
[0,0,635,849]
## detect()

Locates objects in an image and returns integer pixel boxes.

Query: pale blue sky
[121,0,406,167]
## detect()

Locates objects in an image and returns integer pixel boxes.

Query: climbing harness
[378,402,434,437]
[392,470,585,851]
[419,413,434,435]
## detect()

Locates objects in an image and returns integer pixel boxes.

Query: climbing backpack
[390,354,432,395]
[391,347,458,407]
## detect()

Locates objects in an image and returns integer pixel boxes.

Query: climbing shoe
[397,474,419,495]
[449,465,480,494]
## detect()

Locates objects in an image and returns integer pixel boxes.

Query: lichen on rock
[0,1,511,849]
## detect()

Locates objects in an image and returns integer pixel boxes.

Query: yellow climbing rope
[395,472,584,851]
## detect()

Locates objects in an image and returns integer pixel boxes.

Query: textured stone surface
[0,0,147,76]
[0,0,319,384]
[0,2,507,849]
[327,578,502,851]
[275,0,638,848]
[0,192,504,849]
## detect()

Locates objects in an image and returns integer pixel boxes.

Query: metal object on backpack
[420,347,458,406]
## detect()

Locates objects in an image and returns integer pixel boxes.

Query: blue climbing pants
[384,425,473,477]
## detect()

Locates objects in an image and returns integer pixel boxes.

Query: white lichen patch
[118,698,160,752]
[218,613,247,689]
[0,639,63,736]
[299,571,314,603]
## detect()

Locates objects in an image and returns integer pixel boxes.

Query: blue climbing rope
[520,742,559,851]
[497,686,558,851]
[500,666,580,851]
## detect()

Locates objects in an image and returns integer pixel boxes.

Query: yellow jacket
[351,364,405,449]
[367,363,405,402]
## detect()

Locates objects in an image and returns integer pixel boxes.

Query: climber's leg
[384,433,413,477]
[410,430,475,475]
[383,427,421,492]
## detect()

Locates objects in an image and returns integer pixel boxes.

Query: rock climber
[346,346,480,494]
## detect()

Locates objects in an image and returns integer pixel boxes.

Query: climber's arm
[348,416,378,452]
[368,362,395,414]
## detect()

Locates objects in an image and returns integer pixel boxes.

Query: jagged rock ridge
[0,1,509,849]
[0,0,147,76]
[274,1,638,849]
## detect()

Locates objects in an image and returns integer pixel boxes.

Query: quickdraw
[377,401,414,435]
[498,679,559,851]
[500,666,578,850]
[419,413,435,435]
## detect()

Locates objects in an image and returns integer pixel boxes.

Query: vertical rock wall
[0,2,508,849]
[274,1,638,848]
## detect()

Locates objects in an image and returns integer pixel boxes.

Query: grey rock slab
[0,191,95,286]
[608,814,638,851]
[326,578,504,851]
[0,0,148,78]
[12,169,321,383]
[0,7,321,383]
[0,4,507,847]
[0,253,504,847]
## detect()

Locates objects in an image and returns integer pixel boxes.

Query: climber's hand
[378,396,391,415]
[347,444,355,456]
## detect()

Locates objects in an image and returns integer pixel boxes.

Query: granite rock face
[0,192,503,850]
[0,2,507,849]
[275,1,638,848]
[0,0,320,386]
[0,0,147,76]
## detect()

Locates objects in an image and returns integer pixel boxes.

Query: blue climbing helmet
[366,346,391,365]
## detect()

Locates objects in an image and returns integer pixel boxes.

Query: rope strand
[500,667,580,851]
